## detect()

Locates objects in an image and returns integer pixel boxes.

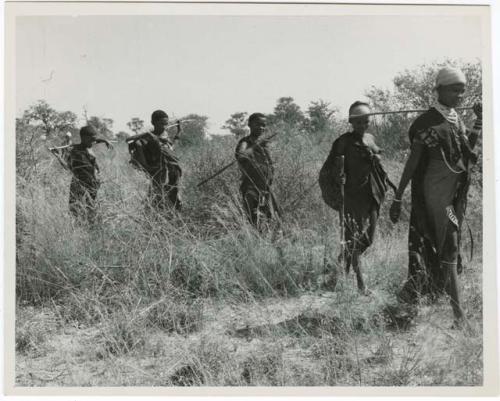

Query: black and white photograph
[3,0,498,396]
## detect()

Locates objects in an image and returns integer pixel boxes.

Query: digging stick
[355,106,473,118]
[48,146,72,171]
[338,155,345,272]
[196,160,237,187]
[196,131,280,188]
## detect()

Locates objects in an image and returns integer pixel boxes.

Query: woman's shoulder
[331,132,351,149]
[410,108,443,131]
[69,144,86,156]
[236,135,251,150]
[409,109,444,143]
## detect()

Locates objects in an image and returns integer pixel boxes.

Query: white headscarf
[433,102,458,125]
[433,67,466,125]
[435,67,467,89]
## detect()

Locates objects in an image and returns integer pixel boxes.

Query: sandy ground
[15,281,482,387]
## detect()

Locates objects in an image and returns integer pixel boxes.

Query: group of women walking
[61,66,482,328]
[320,66,482,328]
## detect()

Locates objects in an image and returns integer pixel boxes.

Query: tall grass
[15,124,483,386]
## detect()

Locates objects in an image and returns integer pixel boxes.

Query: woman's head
[435,67,466,108]
[79,125,98,147]
[248,112,267,136]
[151,109,169,132]
[348,101,371,134]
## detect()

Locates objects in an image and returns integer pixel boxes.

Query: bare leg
[340,245,352,274]
[442,231,464,326]
[242,189,259,227]
[343,215,354,275]
[344,215,368,294]
[444,261,464,326]
[167,168,182,210]
[355,209,377,294]
[352,249,366,292]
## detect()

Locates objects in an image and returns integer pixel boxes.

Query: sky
[16,14,483,135]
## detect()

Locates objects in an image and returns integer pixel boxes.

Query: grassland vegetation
[15,60,483,386]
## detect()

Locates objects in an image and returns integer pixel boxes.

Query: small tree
[88,116,114,139]
[177,114,209,148]
[53,111,78,134]
[15,118,47,178]
[269,97,305,128]
[221,112,248,137]
[22,100,77,137]
[127,117,145,135]
[306,100,336,133]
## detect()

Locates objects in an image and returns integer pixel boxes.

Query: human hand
[94,138,112,149]
[389,200,401,223]
[237,142,254,157]
[174,120,182,140]
[473,102,482,120]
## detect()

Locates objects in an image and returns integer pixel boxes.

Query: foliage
[22,100,78,137]
[305,100,337,134]
[88,116,114,139]
[127,117,145,135]
[16,118,45,178]
[221,112,249,137]
[268,96,305,128]
[177,114,209,148]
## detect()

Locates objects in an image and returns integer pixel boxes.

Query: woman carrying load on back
[389,67,482,328]
[128,110,183,211]
[319,101,393,295]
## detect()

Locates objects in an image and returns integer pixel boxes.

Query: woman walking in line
[320,101,392,294]
[389,67,482,328]
[68,125,112,223]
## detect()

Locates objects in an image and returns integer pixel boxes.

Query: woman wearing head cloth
[389,67,482,327]
[68,125,112,223]
[319,101,393,294]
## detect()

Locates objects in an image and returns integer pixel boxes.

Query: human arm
[366,133,382,162]
[95,138,113,149]
[235,139,274,189]
[173,120,182,141]
[330,138,346,185]
[132,141,151,172]
[467,102,482,149]
[69,150,96,183]
[389,141,424,223]
[235,140,258,181]
[235,140,253,160]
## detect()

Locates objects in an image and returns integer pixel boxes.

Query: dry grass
[15,126,483,387]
